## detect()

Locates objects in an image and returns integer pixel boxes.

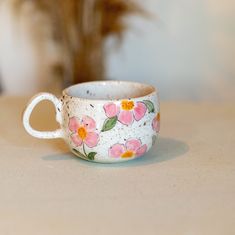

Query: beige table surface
[0,96,234,235]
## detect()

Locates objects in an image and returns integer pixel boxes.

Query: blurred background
[0,0,234,101]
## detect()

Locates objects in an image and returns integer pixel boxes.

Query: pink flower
[104,100,147,125]
[152,113,160,132]
[69,116,99,148]
[109,139,147,159]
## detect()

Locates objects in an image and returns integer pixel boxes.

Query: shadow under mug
[23,80,160,163]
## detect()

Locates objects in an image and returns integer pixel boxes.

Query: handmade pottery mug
[23,81,160,163]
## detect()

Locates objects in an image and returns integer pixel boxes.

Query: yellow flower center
[121,150,134,158]
[121,100,134,111]
[77,127,87,140]
[157,113,160,121]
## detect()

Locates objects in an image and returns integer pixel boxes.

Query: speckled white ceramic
[23,81,160,163]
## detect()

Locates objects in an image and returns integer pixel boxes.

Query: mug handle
[23,92,63,139]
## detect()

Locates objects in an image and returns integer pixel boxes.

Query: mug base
[71,148,143,164]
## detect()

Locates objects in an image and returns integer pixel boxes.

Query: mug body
[61,81,160,163]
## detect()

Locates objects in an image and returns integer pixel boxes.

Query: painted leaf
[152,135,157,146]
[142,100,155,113]
[101,116,118,132]
[87,152,97,160]
[72,148,87,159]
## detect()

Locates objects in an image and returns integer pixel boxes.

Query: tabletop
[0,96,234,235]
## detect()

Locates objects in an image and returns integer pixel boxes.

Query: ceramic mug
[23,81,160,163]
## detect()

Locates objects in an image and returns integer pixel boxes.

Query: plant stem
[82,144,87,157]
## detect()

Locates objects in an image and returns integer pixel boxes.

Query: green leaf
[101,116,118,132]
[72,148,87,159]
[142,100,155,113]
[152,135,157,146]
[87,152,97,160]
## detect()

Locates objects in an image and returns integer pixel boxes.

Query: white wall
[0,0,234,101]
[0,1,63,95]
[106,0,235,101]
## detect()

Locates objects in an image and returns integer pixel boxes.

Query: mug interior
[64,81,155,100]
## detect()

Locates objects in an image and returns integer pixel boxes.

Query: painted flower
[152,113,160,132]
[69,116,99,147]
[109,139,147,159]
[104,100,147,125]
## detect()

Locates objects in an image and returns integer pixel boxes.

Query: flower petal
[82,116,96,131]
[135,144,147,157]
[152,117,160,132]
[71,133,83,146]
[125,139,142,152]
[133,102,147,121]
[69,117,80,132]
[84,132,99,148]
[104,103,119,118]
[108,144,125,158]
[118,110,134,125]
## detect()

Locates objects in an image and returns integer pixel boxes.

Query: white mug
[23,81,160,163]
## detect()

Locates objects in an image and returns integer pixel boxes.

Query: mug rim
[63,80,157,102]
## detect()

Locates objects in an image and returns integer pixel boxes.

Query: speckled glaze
[23,81,160,163]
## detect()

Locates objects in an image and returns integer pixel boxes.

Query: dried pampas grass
[12,0,144,87]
